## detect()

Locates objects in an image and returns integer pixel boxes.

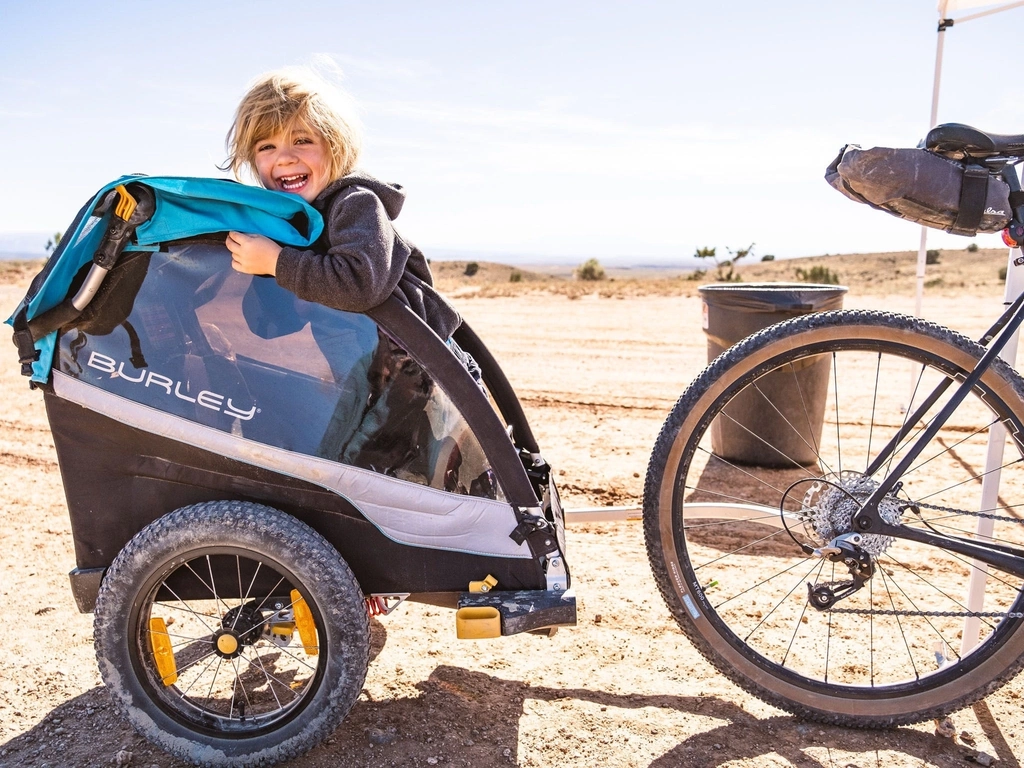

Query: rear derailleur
[806,533,875,611]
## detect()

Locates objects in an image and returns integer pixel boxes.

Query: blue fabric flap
[133,176,323,246]
[6,175,324,382]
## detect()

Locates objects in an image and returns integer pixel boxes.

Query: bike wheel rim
[670,335,1024,699]
[127,546,329,737]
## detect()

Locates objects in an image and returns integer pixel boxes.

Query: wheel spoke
[96,502,370,762]
[647,312,1024,725]
[750,375,835,477]
[832,351,842,476]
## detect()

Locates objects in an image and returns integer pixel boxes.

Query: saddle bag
[825,144,1011,236]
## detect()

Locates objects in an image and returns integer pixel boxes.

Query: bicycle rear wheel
[644,310,1024,726]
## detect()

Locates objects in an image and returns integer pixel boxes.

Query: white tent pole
[929,0,1024,654]
[917,0,1024,319]
[915,2,950,318]
[951,0,1024,24]
[960,246,1024,655]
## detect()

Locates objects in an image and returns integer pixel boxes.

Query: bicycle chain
[807,498,1024,619]
[824,606,1024,619]
[905,498,1024,525]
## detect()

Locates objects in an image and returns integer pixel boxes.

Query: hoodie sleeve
[275,186,409,313]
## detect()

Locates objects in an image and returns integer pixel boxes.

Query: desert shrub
[686,268,707,281]
[795,265,840,285]
[694,243,754,282]
[45,231,62,254]
[1000,266,1008,281]
[967,242,979,253]
[576,258,606,281]
[464,261,479,277]
[509,270,522,283]
[761,254,775,262]
[926,249,940,265]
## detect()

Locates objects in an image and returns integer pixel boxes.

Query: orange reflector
[290,589,319,656]
[149,617,178,686]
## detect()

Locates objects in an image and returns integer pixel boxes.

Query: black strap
[951,164,990,235]
[509,513,560,555]
[122,320,148,369]
[11,305,39,377]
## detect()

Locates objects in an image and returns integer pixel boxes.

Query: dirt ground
[1,254,1023,768]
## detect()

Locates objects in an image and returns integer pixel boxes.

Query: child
[222,67,463,348]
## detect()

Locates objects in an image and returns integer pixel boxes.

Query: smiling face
[253,121,331,203]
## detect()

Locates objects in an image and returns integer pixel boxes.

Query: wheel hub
[215,600,266,658]
[213,630,242,659]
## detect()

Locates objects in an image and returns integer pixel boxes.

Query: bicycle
[643,123,1024,727]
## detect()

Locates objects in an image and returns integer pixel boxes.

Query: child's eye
[256,143,274,153]
[295,137,313,145]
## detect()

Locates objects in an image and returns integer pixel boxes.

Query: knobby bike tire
[644,310,1024,727]
[94,501,370,767]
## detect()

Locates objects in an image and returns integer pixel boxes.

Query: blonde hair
[223,66,362,184]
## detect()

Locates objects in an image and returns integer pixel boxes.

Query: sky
[2,1,1023,265]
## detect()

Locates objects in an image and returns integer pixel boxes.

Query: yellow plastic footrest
[149,617,178,686]
[456,606,502,639]
[291,589,319,655]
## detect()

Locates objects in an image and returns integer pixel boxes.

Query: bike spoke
[878,566,921,681]
[692,526,799,571]
[750,376,836,477]
[832,351,843,476]
[651,314,1024,721]
[743,558,825,648]
[866,352,882,473]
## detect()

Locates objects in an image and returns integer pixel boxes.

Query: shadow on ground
[3,647,1008,768]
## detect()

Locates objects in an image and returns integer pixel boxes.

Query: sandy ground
[1,259,1023,768]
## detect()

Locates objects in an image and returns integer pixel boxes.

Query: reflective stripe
[53,372,531,559]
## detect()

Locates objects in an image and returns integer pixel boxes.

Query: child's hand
[226,232,282,276]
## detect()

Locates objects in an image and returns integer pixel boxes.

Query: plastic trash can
[699,282,848,467]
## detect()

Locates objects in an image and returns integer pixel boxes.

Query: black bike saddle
[926,122,1024,158]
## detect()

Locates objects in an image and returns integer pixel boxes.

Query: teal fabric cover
[7,175,323,382]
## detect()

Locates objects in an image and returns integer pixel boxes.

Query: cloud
[327,53,438,82]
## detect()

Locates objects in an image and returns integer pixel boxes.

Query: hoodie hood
[315,171,405,220]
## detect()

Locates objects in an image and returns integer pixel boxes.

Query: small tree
[576,258,606,281]
[45,231,62,254]
[509,270,523,283]
[967,242,979,253]
[761,254,775,262]
[694,243,755,282]
[926,249,940,265]
[464,261,479,277]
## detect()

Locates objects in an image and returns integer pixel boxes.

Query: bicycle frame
[853,251,1024,579]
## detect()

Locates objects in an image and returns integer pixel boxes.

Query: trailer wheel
[94,501,369,767]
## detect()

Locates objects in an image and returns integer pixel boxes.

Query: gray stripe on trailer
[52,371,532,559]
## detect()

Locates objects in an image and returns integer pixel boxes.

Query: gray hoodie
[275,172,461,339]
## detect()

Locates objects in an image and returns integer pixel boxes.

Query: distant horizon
[0,235,1001,269]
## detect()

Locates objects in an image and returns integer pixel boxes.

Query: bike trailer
[8,177,574,766]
